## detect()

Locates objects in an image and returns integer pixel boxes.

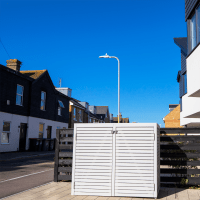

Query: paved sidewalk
[1,182,200,200]
[0,151,55,162]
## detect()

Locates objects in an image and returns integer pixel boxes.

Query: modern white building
[175,0,200,127]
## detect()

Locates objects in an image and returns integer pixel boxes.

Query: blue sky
[0,0,186,126]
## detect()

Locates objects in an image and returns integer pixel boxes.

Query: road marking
[0,169,53,183]
[0,181,53,200]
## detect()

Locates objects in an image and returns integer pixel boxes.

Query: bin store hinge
[112,131,118,134]
[74,182,75,189]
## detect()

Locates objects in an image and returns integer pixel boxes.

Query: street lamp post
[99,53,120,123]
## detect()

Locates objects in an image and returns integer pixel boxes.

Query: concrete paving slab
[175,188,189,200]
[95,197,110,200]
[2,181,200,200]
[187,189,200,200]
[107,197,121,200]
[69,195,88,200]
[197,190,200,198]
[50,191,74,200]
[79,196,98,200]
[32,186,71,200]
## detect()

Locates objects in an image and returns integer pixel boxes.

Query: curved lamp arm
[99,53,120,123]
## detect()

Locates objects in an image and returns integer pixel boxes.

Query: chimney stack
[6,59,22,72]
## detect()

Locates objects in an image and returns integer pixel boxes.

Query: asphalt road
[0,154,55,199]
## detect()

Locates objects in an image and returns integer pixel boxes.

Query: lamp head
[99,53,110,58]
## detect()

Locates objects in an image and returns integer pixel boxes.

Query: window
[40,91,46,110]
[198,6,200,43]
[184,73,187,94]
[73,108,77,120]
[47,126,52,139]
[89,118,91,123]
[39,123,44,138]
[191,13,197,50]
[188,5,200,51]
[105,112,107,118]
[58,100,64,116]
[79,110,82,122]
[16,85,23,106]
[1,122,10,144]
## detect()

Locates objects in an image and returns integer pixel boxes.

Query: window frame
[1,121,11,144]
[47,126,52,139]
[188,5,200,53]
[79,110,82,122]
[39,123,44,138]
[16,84,24,106]
[58,100,64,116]
[58,107,61,116]
[197,5,200,44]
[73,107,77,121]
[40,91,46,111]
[184,72,187,94]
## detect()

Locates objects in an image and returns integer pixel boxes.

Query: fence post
[54,129,60,182]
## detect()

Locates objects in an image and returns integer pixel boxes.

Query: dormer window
[58,100,64,116]
[16,84,23,106]
[40,91,46,110]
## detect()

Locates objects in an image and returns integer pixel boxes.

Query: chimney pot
[6,59,22,72]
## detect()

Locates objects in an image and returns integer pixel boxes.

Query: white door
[72,125,114,196]
[114,125,155,198]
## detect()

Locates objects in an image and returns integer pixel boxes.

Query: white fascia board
[70,101,85,110]
[181,93,200,119]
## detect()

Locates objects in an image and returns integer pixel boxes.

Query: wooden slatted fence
[160,128,200,187]
[54,128,73,182]
[54,127,200,187]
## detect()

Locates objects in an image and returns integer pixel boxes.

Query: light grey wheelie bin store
[71,123,160,198]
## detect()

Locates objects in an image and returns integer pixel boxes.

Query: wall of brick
[164,105,183,128]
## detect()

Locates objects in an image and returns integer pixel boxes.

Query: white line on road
[0,169,53,183]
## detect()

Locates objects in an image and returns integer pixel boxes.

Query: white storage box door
[71,123,160,198]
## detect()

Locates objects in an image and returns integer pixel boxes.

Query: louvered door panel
[115,126,155,197]
[73,125,113,196]
[72,123,159,198]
